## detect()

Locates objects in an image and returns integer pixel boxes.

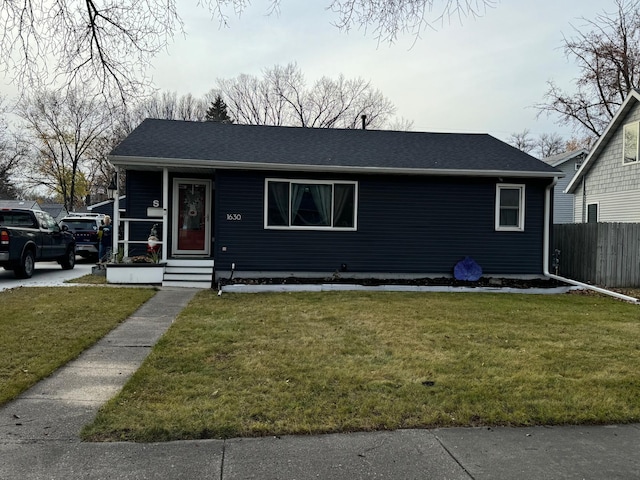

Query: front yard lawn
[0,287,156,406]
[83,290,640,442]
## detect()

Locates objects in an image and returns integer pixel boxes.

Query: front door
[172,179,212,256]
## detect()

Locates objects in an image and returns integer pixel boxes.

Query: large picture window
[265,179,357,230]
[623,122,639,165]
[495,184,525,231]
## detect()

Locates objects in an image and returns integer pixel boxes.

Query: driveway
[0,257,95,292]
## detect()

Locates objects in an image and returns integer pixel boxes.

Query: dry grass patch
[66,273,107,284]
[83,291,640,442]
[0,287,156,405]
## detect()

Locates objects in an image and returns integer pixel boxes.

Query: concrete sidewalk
[1,288,640,479]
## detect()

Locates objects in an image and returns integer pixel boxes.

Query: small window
[265,179,357,230]
[623,122,639,165]
[495,184,525,231]
[574,161,582,171]
[587,203,598,223]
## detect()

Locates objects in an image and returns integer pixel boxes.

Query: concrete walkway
[1,288,640,479]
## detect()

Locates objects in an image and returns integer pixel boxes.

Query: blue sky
[1,1,612,143]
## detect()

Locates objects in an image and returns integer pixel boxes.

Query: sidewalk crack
[220,439,226,479]
[434,434,476,480]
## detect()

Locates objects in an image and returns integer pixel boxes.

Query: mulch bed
[226,276,567,289]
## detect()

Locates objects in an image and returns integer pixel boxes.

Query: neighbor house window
[623,122,639,164]
[587,203,598,223]
[495,184,525,231]
[265,179,357,230]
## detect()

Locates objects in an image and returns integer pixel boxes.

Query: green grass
[83,291,640,442]
[66,273,107,284]
[0,287,156,405]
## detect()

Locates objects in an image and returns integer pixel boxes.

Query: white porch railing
[117,218,164,259]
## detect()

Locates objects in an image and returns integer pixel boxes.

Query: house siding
[126,171,219,256]
[553,161,578,224]
[580,102,640,222]
[125,171,163,256]
[553,155,584,224]
[581,191,640,222]
[214,170,549,277]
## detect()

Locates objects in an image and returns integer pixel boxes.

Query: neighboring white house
[542,149,588,224]
[567,89,640,223]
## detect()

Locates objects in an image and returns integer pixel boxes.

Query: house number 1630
[226,213,242,221]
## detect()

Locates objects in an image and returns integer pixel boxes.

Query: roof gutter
[543,177,639,304]
[108,155,561,179]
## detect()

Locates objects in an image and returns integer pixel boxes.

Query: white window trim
[495,184,525,232]
[623,121,639,165]
[264,178,358,231]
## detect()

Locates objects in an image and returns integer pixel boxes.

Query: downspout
[543,177,639,304]
[581,176,587,223]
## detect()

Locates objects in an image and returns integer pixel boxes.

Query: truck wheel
[15,250,35,279]
[60,247,76,270]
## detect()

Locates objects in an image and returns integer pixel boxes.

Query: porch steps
[162,259,214,289]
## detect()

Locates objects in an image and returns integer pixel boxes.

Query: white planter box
[106,263,165,284]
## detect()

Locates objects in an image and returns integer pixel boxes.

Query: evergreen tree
[205,95,233,123]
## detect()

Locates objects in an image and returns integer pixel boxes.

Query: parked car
[60,215,103,260]
[0,208,76,278]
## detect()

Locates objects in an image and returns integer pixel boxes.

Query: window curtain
[291,183,331,226]
[309,184,331,226]
[333,184,353,227]
[291,183,306,224]
[269,181,290,225]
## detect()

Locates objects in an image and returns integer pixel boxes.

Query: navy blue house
[108,119,562,284]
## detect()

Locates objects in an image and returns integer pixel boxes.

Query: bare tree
[0,97,25,199]
[536,0,640,139]
[329,0,495,43]
[508,129,536,154]
[217,72,293,126]
[177,93,207,122]
[217,63,399,129]
[128,91,208,124]
[386,117,415,131]
[537,132,566,158]
[0,1,495,101]
[565,135,595,152]
[0,1,182,102]
[508,130,566,159]
[16,88,113,210]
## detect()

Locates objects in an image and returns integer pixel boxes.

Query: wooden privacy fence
[553,223,640,288]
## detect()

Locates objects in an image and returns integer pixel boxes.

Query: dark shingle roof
[110,119,560,177]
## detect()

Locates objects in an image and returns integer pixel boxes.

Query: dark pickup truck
[0,208,76,279]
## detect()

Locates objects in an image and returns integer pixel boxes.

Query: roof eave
[545,149,588,167]
[566,90,640,193]
[108,155,562,179]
